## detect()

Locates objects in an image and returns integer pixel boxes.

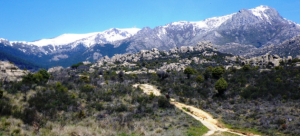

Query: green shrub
[71,62,84,69]
[115,104,128,112]
[80,84,94,93]
[0,89,3,98]
[184,67,196,79]
[158,96,171,108]
[55,82,68,92]
[212,66,225,78]
[80,76,90,83]
[195,75,204,83]
[77,110,86,119]
[149,92,155,100]
[94,103,103,111]
[215,77,228,96]
[242,64,251,71]
[38,69,50,81]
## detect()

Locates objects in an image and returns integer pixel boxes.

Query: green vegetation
[71,62,84,69]
[215,77,228,96]
[184,67,196,79]
[0,50,42,70]
[1,46,300,135]
[195,75,204,83]
[187,125,209,136]
[0,89,3,98]
[212,66,225,78]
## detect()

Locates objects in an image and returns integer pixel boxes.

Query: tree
[242,64,251,71]
[158,96,171,108]
[156,70,169,80]
[81,84,94,93]
[38,69,50,81]
[71,62,84,69]
[203,67,212,80]
[118,71,124,82]
[195,75,204,83]
[212,66,225,79]
[184,67,196,79]
[215,77,228,96]
[33,73,43,83]
[0,89,3,99]
[55,82,68,92]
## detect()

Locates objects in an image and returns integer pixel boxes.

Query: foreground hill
[1,41,300,135]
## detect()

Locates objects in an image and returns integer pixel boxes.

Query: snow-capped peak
[10,28,141,47]
[191,13,236,29]
[249,5,271,22]
[28,32,99,47]
[0,38,11,46]
[164,13,235,30]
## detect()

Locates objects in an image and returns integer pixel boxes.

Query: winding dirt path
[133,84,259,136]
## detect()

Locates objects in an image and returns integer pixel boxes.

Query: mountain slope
[125,5,300,53]
[1,5,300,68]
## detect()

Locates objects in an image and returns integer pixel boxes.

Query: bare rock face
[157,63,187,72]
[48,66,64,73]
[226,53,292,68]
[0,61,28,82]
[91,41,215,69]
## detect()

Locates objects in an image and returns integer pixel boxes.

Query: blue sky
[0,0,299,41]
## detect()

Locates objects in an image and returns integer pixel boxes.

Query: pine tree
[215,77,228,96]
[184,67,196,79]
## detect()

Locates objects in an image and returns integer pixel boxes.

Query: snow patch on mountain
[0,38,12,46]
[157,28,167,39]
[250,5,272,23]
[192,13,236,29]
[29,33,98,47]
[164,13,235,31]
[10,28,141,48]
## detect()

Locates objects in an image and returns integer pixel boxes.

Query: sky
[0,0,299,42]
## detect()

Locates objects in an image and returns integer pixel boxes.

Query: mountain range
[1,5,300,68]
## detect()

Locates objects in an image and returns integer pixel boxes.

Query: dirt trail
[133,84,258,136]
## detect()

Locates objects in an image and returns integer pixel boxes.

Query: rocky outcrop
[226,53,292,67]
[48,66,64,73]
[0,61,28,82]
[92,41,215,68]
[157,63,187,72]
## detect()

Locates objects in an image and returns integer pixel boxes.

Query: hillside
[1,41,300,135]
[0,50,41,71]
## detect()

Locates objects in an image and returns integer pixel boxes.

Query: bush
[80,76,90,83]
[80,84,94,93]
[184,67,196,79]
[38,69,50,81]
[203,69,211,79]
[0,89,3,98]
[212,66,225,79]
[55,82,68,92]
[215,77,228,96]
[71,62,84,69]
[158,96,171,108]
[156,71,169,80]
[195,75,204,83]
[242,64,251,71]
[149,92,155,100]
[77,110,86,119]
[115,104,128,112]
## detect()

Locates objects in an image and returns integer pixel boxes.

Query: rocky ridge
[0,61,29,82]
[91,41,216,71]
